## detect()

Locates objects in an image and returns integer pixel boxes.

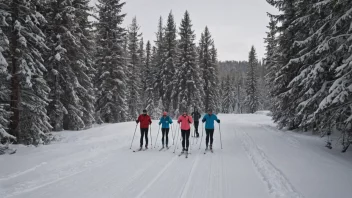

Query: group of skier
[135,108,220,154]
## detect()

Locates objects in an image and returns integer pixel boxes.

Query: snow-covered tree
[153,17,164,102]
[126,17,142,119]
[144,41,156,116]
[264,15,277,112]
[46,0,95,131]
[160,12,177,112]
[199,27,218,112]
[222,75,234,113]
[95,0,128,123]
[138,38,146,109]
[2,0,52,145]
[0,6,15,143]
[245,46,259,113]
[173,11,204,113]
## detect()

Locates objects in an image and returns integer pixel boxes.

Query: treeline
[0,0,220,145]
[218,59,270,114]
[265,0,352,150]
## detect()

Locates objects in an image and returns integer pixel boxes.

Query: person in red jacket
[177,111,193,153]
[136,109,152,149]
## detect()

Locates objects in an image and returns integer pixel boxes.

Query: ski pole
[219,123,223,149]
[199,122,204,149]
[150,124,153,149]
[173,123,178,145]
[154,126,161,148]
[192,125,196,145]
[171,124,175,145]
[173,124,180,153]
[130,124,138,149]
[196,122,202,145]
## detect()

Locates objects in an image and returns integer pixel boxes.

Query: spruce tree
[222,75,234,113]
[174,11,204,113]
[245,46,259,113]
[126,17,142,119]
[0,7,14,142]
[95,0,128,123]
[46,0,95,131]
[153,17,164,102]
[199,27,218,112]
[144,41,156,117]
[161,12,177,112]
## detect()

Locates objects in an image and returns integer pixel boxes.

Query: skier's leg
[210,129,214,148]
[140,129,143,147]
[186,130,190,150]
[145,128,149,147]
[181,130,186,150]
[205,129,210,147]
[161,128,166,146]
[195,121,199,136]
[166,128,169,146]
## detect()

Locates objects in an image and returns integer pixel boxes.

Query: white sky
[90,0,277,61]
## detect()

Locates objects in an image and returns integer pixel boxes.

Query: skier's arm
[202,115,206,123]
[188,116,193,124]
[149,117,152,124]
[169,117,173,124]
[136,115,140,123]
[159,118,162,125]
[214,115,220,123]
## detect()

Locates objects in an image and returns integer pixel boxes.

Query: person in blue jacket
[159,112,173,148]
[202,109,220,150]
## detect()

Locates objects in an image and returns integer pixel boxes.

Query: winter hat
[143,109,147,113]
[163,112,167,116]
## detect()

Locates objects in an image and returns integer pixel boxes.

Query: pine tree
[0,7,15,143]
[2,0,52,145]
[46,0,95,131]
[222,75,234,113]
[144,41,156,117]
[95,0,128,123]
[199,27,218,112]
[153,17,164,102]
[245,46,259,113]
[264,15,277,111]
[174,11,204,113]
[138,38,146,109]
[126,17,142,119]
[161,12,177,113]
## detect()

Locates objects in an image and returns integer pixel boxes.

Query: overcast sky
[90,0,277,61]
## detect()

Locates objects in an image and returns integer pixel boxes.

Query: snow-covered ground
[1,114,352,198]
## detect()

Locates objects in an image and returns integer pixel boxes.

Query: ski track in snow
[237,128,304,198]
[0,162,47,181]
[2,115,352,198]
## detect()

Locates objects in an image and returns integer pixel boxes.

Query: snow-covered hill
[1,114,352,198]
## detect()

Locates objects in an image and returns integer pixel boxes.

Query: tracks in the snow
[237,128,304,198]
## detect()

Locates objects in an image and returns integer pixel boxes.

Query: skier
[177,111,193,153]
[136,109,152,150]
[191,108,201,137]
[202,109,220,151]
[159,112,173,149]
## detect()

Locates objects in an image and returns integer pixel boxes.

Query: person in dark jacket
[136,109,152,149]
[159,112,173,148]
[202,109,220,150]
[191,109,201,137]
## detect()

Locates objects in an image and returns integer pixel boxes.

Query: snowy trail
[1,114,352,198]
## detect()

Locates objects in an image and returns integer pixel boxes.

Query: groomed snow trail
[1,114,352,198]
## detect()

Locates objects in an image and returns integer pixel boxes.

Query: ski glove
[188,119,191,124]
[202,119,206,123]
[136,120,139,124]
[217,120,220,123]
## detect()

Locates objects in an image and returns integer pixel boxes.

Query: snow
[1,114,352,198]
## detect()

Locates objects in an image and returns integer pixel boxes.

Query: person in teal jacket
[159,112,173,148]
[202,109,220,150]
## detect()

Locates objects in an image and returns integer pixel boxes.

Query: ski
[185,152,188,158]
[159,147,165,151]
[178,152,184,157]
[133,148,143,152]
[204,148,208,154]
[210,149,214,153]
[164,146,170,151]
